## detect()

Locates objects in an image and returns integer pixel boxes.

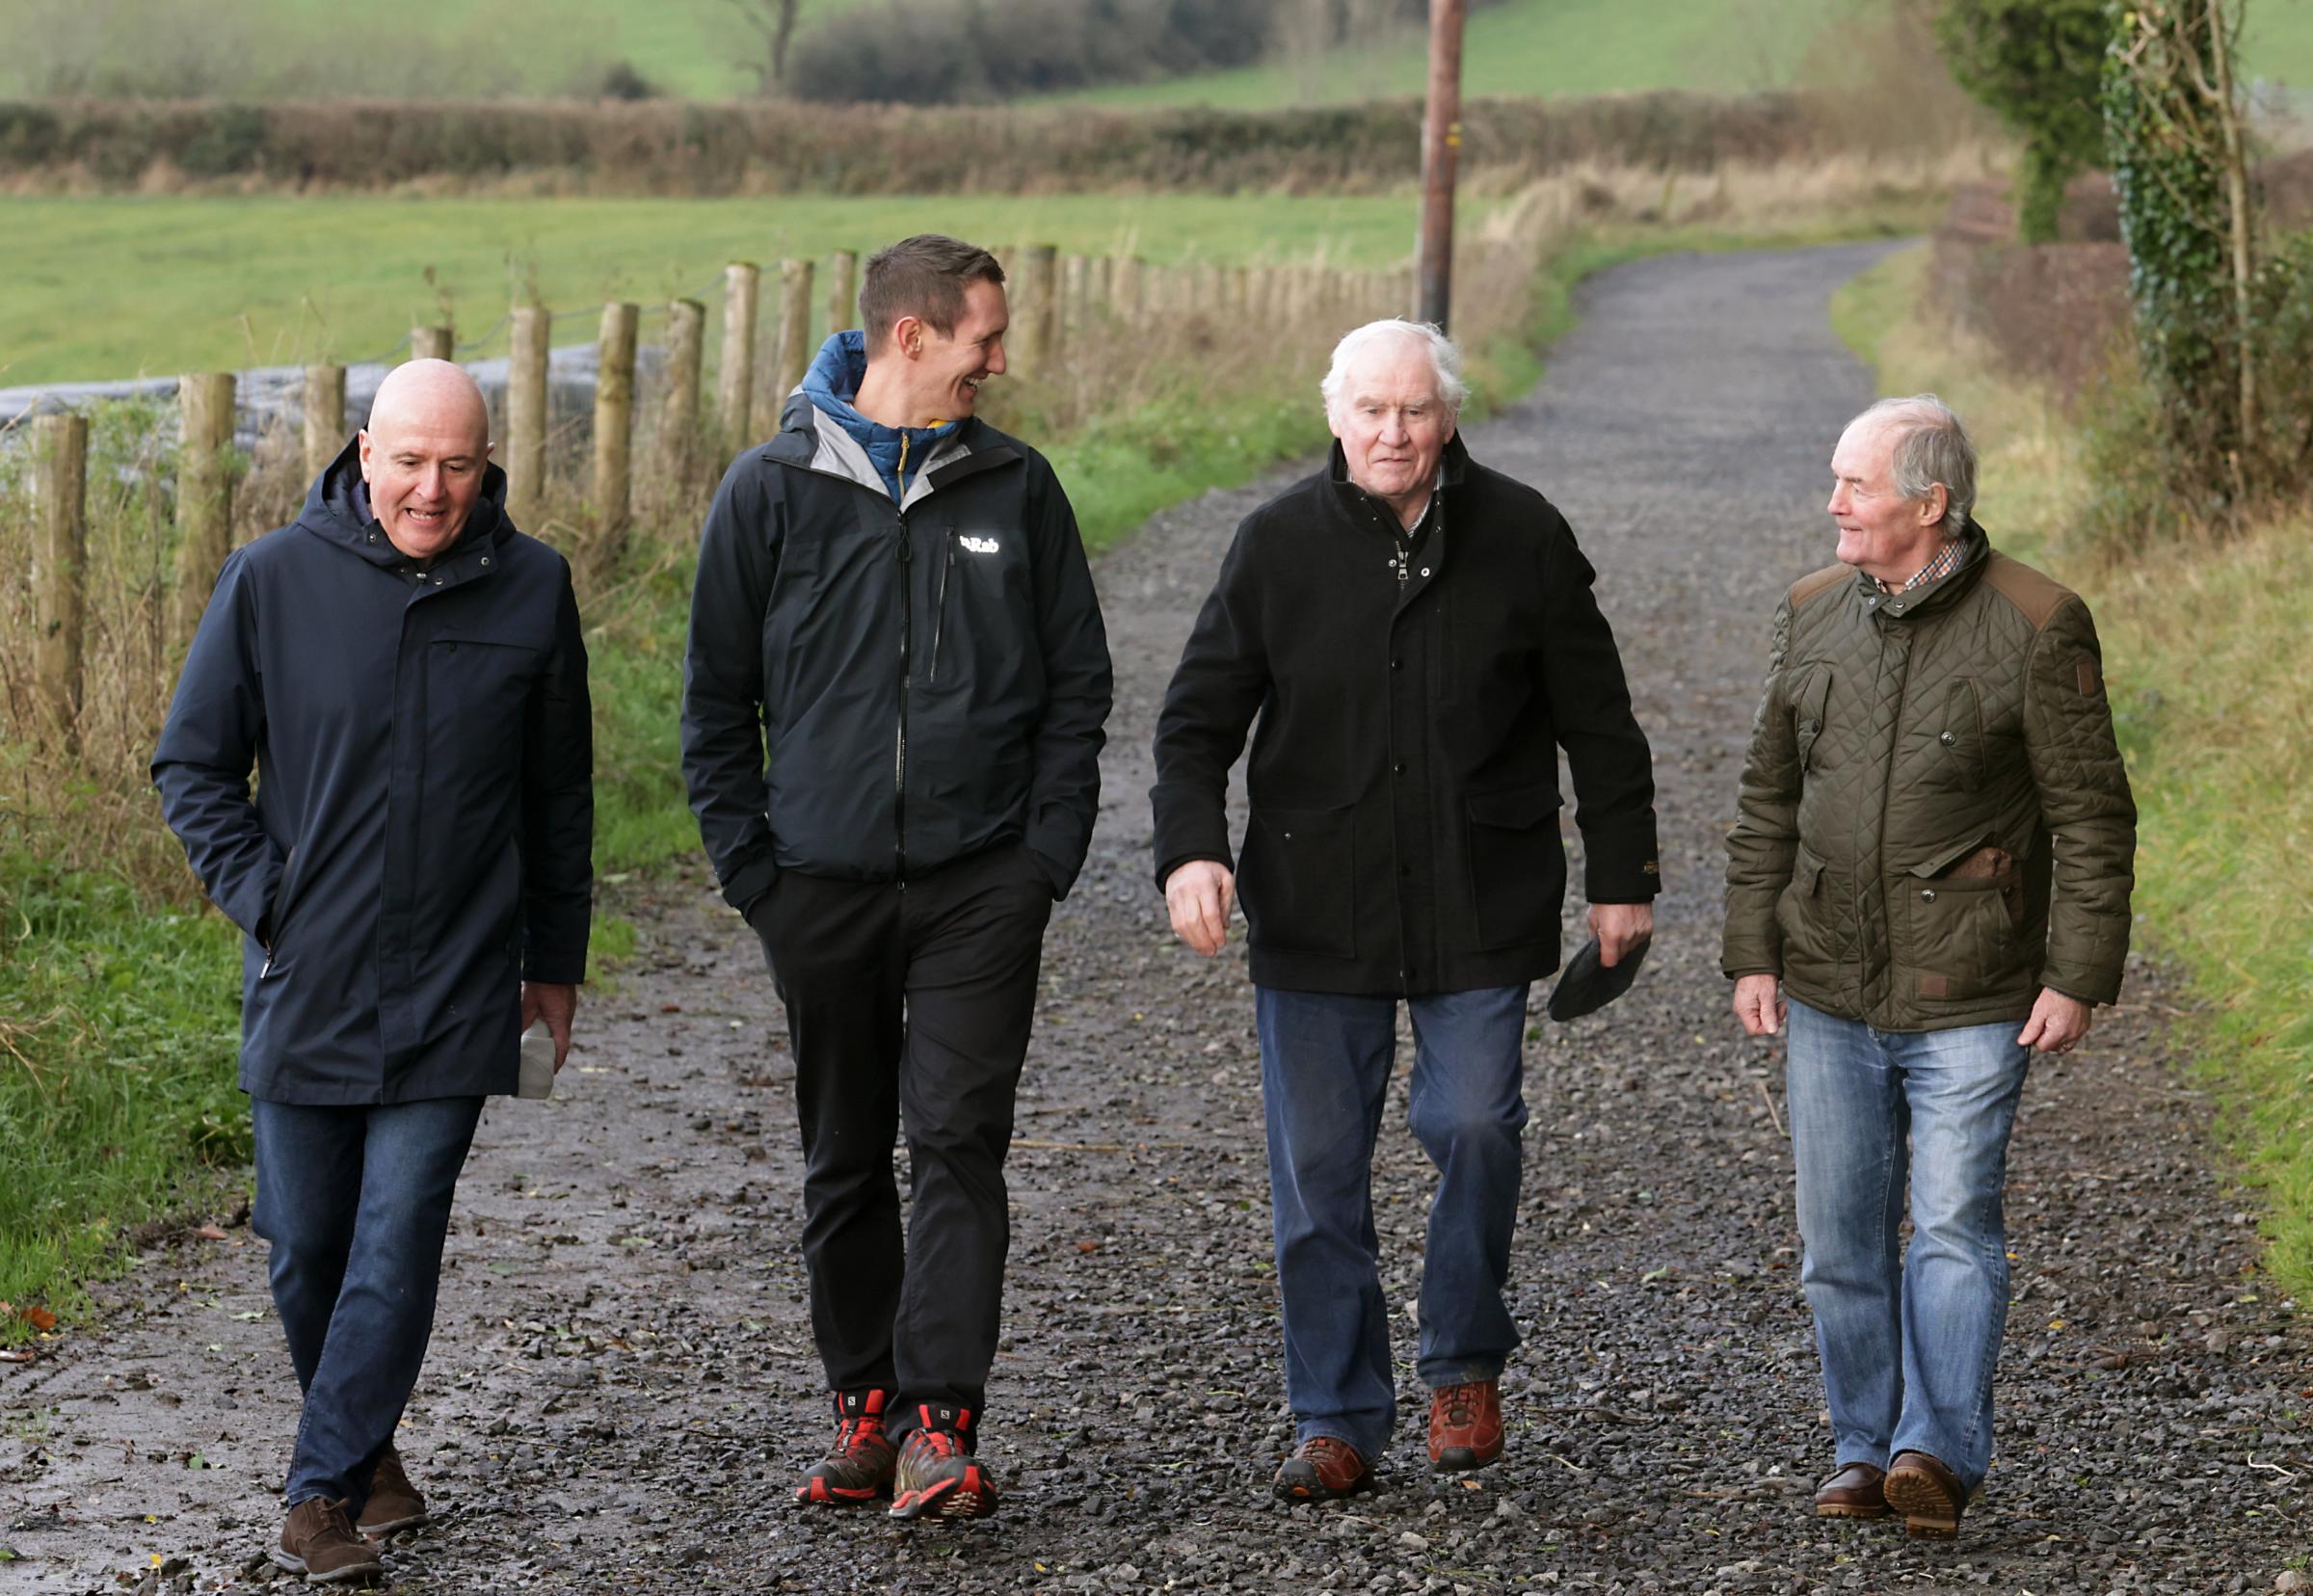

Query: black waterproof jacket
[681,386,1112,912]
[152,441,593,1104]
[1150,436,1660,997]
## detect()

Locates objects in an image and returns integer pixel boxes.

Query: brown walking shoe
[1272,1436,1372,1502]
[1812,1460,1888,1519]
[1426,1380,1504,1472]
[1883,1450,1967,1538]
[272,1497,386,1583]
[357,1445,428,1537]
[796,1388,899,1506]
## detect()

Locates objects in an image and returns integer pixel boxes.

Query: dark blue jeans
[251,1095,483,1509]
[1256,983,1529,1462]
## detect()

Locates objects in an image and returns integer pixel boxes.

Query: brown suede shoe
[1883,1450,1966,1538]
[272,1497,386,1583]
[1427,1380,1504,1472]
[357,1445,428,1537]
[1812,1460,1888,1519]
[1273,1436,1372,1502]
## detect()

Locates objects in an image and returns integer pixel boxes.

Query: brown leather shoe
[1273,1436,1372,1502]
[357,1445,428,1537]
[272,1497,386,1583]
[1812,1460,1888,1519]
[1883,1450,1966,1538]
[1427,1380,1504,1472]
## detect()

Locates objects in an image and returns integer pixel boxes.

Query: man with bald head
[156,359,593,1580]
[1723,395,2134,1536]
[1152,320,1660,1498]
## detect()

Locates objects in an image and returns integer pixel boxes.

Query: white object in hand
[517,1021,557,1100]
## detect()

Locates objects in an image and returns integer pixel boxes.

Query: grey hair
[1854,393,1977,533]
[1320,319,1469,416]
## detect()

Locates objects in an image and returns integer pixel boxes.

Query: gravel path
[8,243,2306,1596]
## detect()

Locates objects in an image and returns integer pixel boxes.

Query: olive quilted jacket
[1722,526,2136,1030]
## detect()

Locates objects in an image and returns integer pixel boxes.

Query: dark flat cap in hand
[1546,934,1652,1023]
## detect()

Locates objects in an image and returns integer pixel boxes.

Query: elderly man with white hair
[1723,395,2135,1537]
[1151,319,1661,1499]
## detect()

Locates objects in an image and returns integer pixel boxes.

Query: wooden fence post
[828,249,859,335]
[31,413,89,751]
[170,373,235,652]
[775,257,816,402]
[594,302,639,535]
[720,262,760,460]
[507,306,550,523]
[412,324,454,361]
[1113,256,1145,327]
[302,364,344,483]
[1017,245,1057,373]
[659,297,705,505]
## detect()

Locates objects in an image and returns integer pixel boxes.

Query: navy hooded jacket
[153,439,593,1104]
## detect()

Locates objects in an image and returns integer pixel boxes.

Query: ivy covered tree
[1934,0,2113,243]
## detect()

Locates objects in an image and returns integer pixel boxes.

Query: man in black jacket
[1152,321,1659,1499]
[682,234,1112,1521]
[154,359,593,1581]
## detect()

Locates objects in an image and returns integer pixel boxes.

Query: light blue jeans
[1785,997,2031,1493]
[1257,984,1529,1462]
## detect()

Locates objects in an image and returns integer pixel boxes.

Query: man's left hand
[1590,902,1654,968]
[2015,989,2091,1055]
[520,981,580,1072]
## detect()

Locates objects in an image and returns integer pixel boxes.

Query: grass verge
[1833,246,2313,1298]
[0,200,1930,1340]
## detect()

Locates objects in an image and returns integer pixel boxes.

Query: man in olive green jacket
[1722,395,2135,1539]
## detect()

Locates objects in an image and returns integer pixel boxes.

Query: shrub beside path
[6,242,2305,1594]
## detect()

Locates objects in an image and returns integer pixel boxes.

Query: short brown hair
[860,234,1005,352]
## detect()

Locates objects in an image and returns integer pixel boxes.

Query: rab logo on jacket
[960,536,1000,554]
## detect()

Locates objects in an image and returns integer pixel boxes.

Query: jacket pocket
[1239,804,1356,959]
[1792,668,1833,775]
[1463,782,1564,951]
[1941,678,1987,788]
[1773,843,1833,974]
[1902,834,2030,1000]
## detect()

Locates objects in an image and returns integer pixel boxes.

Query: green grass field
[1,193,1455,386]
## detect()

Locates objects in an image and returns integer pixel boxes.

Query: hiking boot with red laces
[271,1496,386,1583]
[888,1403,997,1521]
[795,1389,898,1506]
[1273,1436,1372,1502]
[357,1444,428,1537]
[1427,1379,1504,1472]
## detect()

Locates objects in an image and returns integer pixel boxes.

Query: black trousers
[753,841,1052,1441]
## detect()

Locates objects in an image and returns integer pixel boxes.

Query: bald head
[359,359,494,561]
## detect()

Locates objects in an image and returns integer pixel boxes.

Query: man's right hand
[1164,860,1236,957]
[1733,972,1787,1036]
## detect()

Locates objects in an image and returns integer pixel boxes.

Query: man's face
[359,401,492,562]
[918,278,1009,420]
[1828,419,1943,583]
[1330,343,1455,508]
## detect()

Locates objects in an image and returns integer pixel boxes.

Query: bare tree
[719,0,802,95]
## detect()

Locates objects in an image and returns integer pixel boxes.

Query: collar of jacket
[1849,521,1992,622]
[296,434,514,582]
[786,330,980,511]
[1326,430,1470,527]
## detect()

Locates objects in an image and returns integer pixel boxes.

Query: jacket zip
[893,518,913,885]
[930,532,955,683]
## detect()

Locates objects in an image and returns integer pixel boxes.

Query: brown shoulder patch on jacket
[1788,564,1850,609]
[1979,552,2076,630]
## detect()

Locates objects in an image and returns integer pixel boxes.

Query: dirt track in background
[7,242,2305,1595]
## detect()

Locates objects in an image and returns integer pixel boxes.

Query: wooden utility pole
[1418,0,1466,331]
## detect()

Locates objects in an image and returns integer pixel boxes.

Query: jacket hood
[797,331,960,505]
[297,434,513,568]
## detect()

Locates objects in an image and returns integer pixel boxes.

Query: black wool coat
[1150,436,1661,997]
[153,442,594,1104]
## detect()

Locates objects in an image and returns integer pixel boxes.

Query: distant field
[1047,0,2313,110]
[0,194,1446,385]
